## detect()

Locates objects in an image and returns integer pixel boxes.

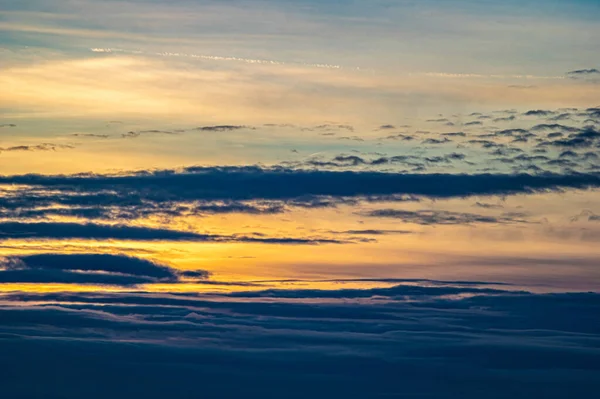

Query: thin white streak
[90,47,345,70]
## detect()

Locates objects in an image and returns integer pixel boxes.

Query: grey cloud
[195,125,250,132]
[473,202,504,209]
[493,115,517,122]
[0,143,74,153]
[549,113,572,121]
[325,229,414,236]
[524,110,554,116]
[0,222,346,245]
[422,137,451,144]
[122,129,176,138]
[531,123,580,133]
[546,127,600,148]
[364,209,528,225]
[72,133,110,138]
[567,68,600,76]
[0,253,209,286]
[2,167,600,207]
[442,132,466,137]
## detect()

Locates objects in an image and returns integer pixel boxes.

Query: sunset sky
[1,1,599,397]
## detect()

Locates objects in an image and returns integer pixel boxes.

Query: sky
[1,0,600,397]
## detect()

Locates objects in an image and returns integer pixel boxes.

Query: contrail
[90,47,346,70]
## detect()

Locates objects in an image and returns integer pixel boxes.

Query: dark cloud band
[2,167,600,200]
[0,222,346,245]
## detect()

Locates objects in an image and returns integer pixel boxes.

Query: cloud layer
[0,282,598,398]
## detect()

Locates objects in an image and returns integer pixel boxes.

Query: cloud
[0,198,287,220]
[570,210,600,223]
[422,137,451,144]
[331,155,367,166]
[523,110,555,116]
[364,209,529,225]
[194,125,250,132]
[545,126,600,148]
[90,47,343,70]
[0,283,598,398]
[586,107,600,119]
[122,130,176,138]
[567,68,600,76]
[0,143,74,153]
[1,168,600,223]
[473,202,504,209]
[381,133,415,141]
[549,113,572,121]
[442,131,466,137]
[225,283,508,299]
[301,152,465,170]
[311,124,354,132]
[72,133,110,138]
[336,135,364,141]
[493,115,516,122]
[0,222,346,245]
[0,253,209,286]
[467,139,500,148]
[531,123,580,133]
[192,202,285,215]
[324,229,414,236]
[493,128,529,137]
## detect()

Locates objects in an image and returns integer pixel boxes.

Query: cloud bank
[0,282,598,398]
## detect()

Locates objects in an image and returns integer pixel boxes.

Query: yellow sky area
[0,144,195,176]
[0,283,132,295]
[2,55,599,126]
[0,220,597,283]
[1,188,599,289]
[0,279,408,297]
[0,230,597,294]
